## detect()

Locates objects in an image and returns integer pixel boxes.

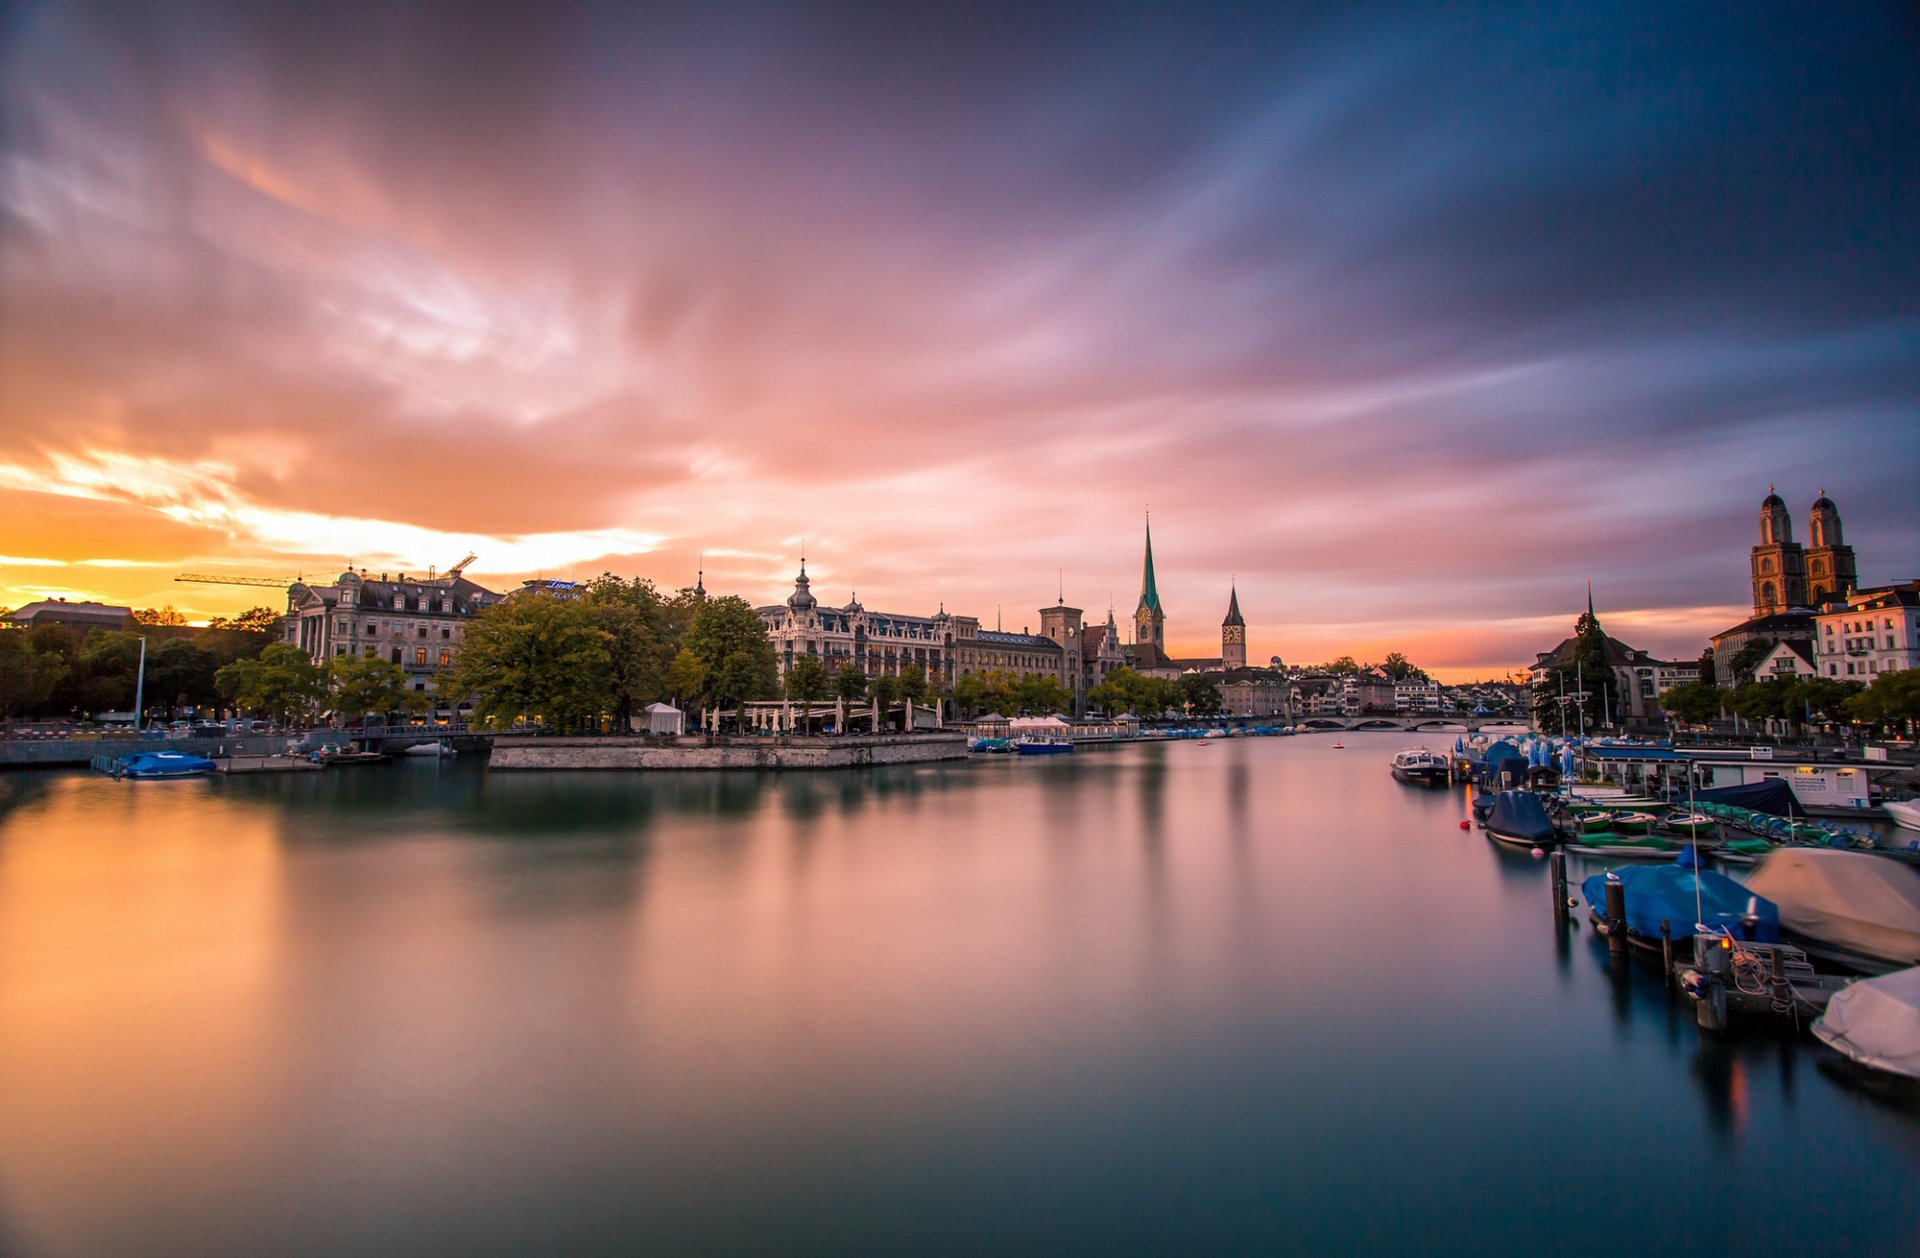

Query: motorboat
[1744,848,1920,974]
[113,751,216,779]
[1813,965,1920,1079]
[1015,736,1073,756]
[1484,790,1556,849]
[1561,832,1682,860]
[403,741,456,758]
[1390,748,1449,786]
[1886,800,1920,833]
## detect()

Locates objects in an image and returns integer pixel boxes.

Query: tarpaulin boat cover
[1581,866,1780,943]
[1692,779,1805,819]
[1814,965,1920,1080]
[1480,749,1530,791]
[1486,791,1555,844]
[1744,849,1920,965]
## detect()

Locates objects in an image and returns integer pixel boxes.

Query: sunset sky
[2,1,1915,680]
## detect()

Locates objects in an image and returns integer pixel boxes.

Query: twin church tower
[1751,488,1858,614]
[1130,516,1247,672]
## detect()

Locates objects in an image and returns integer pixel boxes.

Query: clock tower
[1221,584,1246,671]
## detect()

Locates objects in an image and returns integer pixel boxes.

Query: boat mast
[132,635,148,733]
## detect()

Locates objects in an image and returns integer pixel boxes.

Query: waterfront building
[757,562,956,684]
[1393,677,1443,714]
[4,598,135,633]
[1755,640,1817,681]
[1216,668,1289,718]
[1813,582,1920,680]
[282,569,504,694]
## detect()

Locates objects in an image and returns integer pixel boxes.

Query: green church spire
[1136,515,1161,614]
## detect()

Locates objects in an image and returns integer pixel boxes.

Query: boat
[1708,836,1775,867]
[1581,865,1780,952]
[403,741,456,758]
[1605,811,1658,835]
[1657,811,1717,840]
[1389,748,1450,786]
[1886,800,1920,833]
[308,744,389,766]
[1484,790,1556,849]
[1561,832,1682,860]
[1744,849,1920,974]
[1813,965,1920,1080]
[113,751,216,779]
[1331,741,1344,749]
[1015,736,1073,756]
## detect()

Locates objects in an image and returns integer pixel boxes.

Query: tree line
[0,608,281,720]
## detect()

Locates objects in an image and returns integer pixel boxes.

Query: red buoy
[1459,820,1471,830]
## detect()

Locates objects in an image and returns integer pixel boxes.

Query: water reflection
[0,740,1916,1256]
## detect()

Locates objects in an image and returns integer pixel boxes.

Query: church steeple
[1132,513,1165,653]
[1221,581,1246,671]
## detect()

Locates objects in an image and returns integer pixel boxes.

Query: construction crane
[428,552,478,584]
[176,573,302,588]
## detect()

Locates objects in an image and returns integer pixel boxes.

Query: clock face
[1225,627,1244,644]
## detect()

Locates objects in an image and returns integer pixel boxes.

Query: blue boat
[115,751,217,779]
[1015,736,1073,756]
[1581,866,1780,949]
[1484,790,1556,848]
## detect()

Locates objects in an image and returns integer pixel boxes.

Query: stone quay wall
[0,734,289,768]
[488,733,968,772]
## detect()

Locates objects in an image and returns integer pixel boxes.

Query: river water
[1,735,1915,1256]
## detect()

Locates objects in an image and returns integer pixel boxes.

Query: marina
[4,733,1916,1255]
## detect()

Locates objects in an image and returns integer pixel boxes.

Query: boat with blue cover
[1015,736,1073,756]
[1483,790,1556,848]
[1580,865,1781,952]
[113,751,217,779]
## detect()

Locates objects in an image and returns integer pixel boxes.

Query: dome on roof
[786,564,816,612]
[338,570,361,585]
[1812,490,1837,512]
[1761,488,1786,510]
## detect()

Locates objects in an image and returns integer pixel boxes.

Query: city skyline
[3,2,1917,681]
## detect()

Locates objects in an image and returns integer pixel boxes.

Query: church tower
[1221,584,1246,671]
[1133,516,1165,654]
[1750,487,1807,614]
[1804,490,1857,606]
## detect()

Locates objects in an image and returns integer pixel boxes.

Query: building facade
[757,564,956,684]
[1814,582,1920,680]
[283,569,504,695]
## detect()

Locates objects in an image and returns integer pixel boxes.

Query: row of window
[1829,659,1904,676]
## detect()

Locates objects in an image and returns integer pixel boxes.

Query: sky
[2,1,1916,681]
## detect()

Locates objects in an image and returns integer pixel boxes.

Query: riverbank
[488,732,968,771]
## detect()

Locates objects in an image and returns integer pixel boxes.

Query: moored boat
[1813,965,1920,1079]
[1562,832,1682,860]
[1744,848,1920,974]
[1580,865,1780,952]
[1015,736,1073,756]
[1885,800,1920,833]
[1484,790,1556,849]
[113,751,217,779]
[1389,748,1449,786]
[1607,811,1658,835]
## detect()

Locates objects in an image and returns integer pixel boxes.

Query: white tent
[1007,715,1070,731]
[645,702,685,736]
[1814,965,1920,1079]
[1745,849,1920,966]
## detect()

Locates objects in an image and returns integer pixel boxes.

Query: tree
[1695,646,1718,687]
[1180,674,1222,715]
[0,630,67,717]
[144,638,219,715]
[1380,652,1427,682]
[1325,656,1360,675]
[834,662,869,705]
[133,605,188,627]
[785,654,830,706]
[869,675,900,726]
[216,643,326,726]
[583,573,672,730]
[207,606,282,634]
[1531,610,1622,732]
[680,596,778,719]
[895,663,930,712]
[446,591,610,732]
[77,631,144,715]
[1849,670,1920,731]
[328,654,424,722]
[1012,672,1072,716]
[1727,637,1776,686]
[667,649,707,703]
[1658,681,1722,726]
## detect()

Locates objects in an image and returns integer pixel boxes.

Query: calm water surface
[1,735,1916,1256]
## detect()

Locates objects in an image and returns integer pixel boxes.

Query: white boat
[1813,965,1920,1080]
[403,741,456,758]
[1389,748,1449,786]
[1885,800,1920,833]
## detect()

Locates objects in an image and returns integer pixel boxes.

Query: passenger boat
[1014,736,1073,756]
[1389,748,1450,786]
[1484,790,1556,849]
[113,751,216,779]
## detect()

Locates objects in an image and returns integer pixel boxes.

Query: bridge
[1283,716,1532,734]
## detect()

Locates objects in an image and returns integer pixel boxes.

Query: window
[418,627,428,639]
[438,649,451,666]
[441,628,451,639]
[415,648,427,665]
[392,647,402,665]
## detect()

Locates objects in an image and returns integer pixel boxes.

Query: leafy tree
[446,591,610,731]
[327,654,425,722]
[145,638,219,714]
[0,630,67,717]
[1380,652,1427,682]
[1798,677,1864,724]
[869,675,900,726]
[1727,637,1776,686]
[680,596,778,719]
[1849,670,1920,730]
[133,605,188,627]
[895,663,930,712]
[1658,681,1722,726]
[583,573,672,729]
[216,643,326,726]
[1695,646,1718,687]
[1012,672,1073,716]
[834,662,869,705]
[785,654,830,705]
[1530,609,1622,732]
[667,649,707,703]
[78,631,144,714]
[207,606,283,635]
[1325,656,1360,675]
[1180,674,1223,715]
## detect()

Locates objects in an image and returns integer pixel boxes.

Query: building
[1132,517,1165,659]
[1750,488,1809,614]
[1120,519,1255,678]
[1710,610,1816,686]
[283,569,504,695]
[5,599,135,632]
[1532,591,1698,724]
[1217,668,1289,718]
[1393,677,1443,713]
[1755,639,1817,681]
[757,562,956,685]
[1340,673,1396,715]
[1813,582,1920,680]
[1220,585,1246,671]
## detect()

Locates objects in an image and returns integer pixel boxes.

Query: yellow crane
[176,572,302,588]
